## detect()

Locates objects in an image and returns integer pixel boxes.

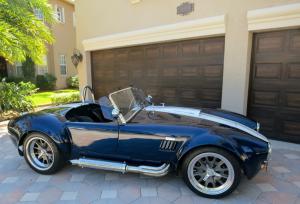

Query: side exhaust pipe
[70,158,170,177]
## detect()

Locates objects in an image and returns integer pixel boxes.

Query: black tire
[181,147,241,198]
[23,133,64,175]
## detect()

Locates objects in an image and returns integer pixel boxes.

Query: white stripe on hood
[145,106,269,143]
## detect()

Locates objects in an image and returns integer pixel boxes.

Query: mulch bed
[0,111,19,123]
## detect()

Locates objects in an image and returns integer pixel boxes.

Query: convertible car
[8,87,271,198]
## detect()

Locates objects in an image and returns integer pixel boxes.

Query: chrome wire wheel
[25,137,55,171]
[187,152,235,196]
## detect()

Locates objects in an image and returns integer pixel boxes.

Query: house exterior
[6,0,77,89]
[75,0,300,143]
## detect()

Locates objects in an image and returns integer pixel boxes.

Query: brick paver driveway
[0,126,300,204]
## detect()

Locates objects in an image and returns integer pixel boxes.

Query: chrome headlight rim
[256,122,260,132]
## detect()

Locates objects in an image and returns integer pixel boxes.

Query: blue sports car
[8,87,271,198]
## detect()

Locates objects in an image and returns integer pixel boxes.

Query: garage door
[91,37,225,108]
[248,29,300,143]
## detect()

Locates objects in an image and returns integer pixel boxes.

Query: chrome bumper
[261,142,272,171]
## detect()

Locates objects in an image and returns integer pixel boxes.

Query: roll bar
[82,85,95,103]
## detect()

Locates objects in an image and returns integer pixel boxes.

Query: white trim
[247,3,300,31]
[82,15,225,51]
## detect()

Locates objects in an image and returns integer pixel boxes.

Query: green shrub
[66,75,79,89]
[36,73,57,90]
[51,92,80,105]
[3,76,25,83]
[0,80,38,113]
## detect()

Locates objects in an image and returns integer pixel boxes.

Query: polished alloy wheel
[25,137,55,171]
[187,152,234,195]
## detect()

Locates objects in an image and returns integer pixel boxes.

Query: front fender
[176,126,269,179]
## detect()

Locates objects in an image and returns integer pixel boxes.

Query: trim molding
[82,15,225,51]
[247,3,300,31]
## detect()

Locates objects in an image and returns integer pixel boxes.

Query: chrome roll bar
[82,85,95,103]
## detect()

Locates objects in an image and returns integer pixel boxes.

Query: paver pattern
[0,126,300,204]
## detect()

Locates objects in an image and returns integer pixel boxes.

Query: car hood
[201,108,258,130]
[144,106,268,143]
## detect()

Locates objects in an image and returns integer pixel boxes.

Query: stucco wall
[50,0,76,89]
[75,0,300,114]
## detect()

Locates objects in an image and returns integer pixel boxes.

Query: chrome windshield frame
[108,87,143,124]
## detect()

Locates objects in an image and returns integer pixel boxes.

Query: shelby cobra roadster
[8,87,271,198]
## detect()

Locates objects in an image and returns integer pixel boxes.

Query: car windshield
[109,87,150,122]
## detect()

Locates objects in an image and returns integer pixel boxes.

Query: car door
[117,123,181,163]
[66,121,119,159]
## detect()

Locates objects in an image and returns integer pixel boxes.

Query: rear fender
[15,114,72,157]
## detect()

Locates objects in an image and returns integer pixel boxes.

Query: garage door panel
[248,29,300,143]
[254,63,282,79]
[182,42,200,56]
[162,44,179,58]
[287,63,300,79]
[255,32,285,53]
[203,38,225,54]
[252,91,280,106]
[92,37,224,109]
[203,65,223,78]
[285,92,300,108]
[289,30,300,51]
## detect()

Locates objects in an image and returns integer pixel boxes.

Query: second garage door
[248,29,300,143]
[91,37,225,108]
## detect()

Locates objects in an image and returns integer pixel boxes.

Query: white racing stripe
[145,106,269,143]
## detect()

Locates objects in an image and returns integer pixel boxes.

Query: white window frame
[59,55,67,76]
[15,62,23,77]
[55,5,65,23]
[36,55,48,75]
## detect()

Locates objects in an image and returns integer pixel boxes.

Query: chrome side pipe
[70,158,170,177]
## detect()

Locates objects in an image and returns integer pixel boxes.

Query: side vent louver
[159,140,177,151]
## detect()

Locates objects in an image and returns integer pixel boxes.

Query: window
[34,8,43,20]
[55,5,65,23]
[37,55,48,75]
[15,62,23,77]
[59,55,67,75]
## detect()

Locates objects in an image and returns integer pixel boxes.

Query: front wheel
[24,133,64,174]
[182,147,241,198]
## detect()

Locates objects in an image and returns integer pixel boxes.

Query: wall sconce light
[71,49,83,68]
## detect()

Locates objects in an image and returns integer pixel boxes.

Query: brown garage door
[248,29,300,143]
[91,37,224,108]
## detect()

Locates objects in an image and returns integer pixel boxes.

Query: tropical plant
[0,0,55,64]
[0,80,38,113]
[51,92,80,105]
[66,75,79,89]
[36,73,57,90]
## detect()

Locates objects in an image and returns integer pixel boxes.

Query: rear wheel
[24,133,64,174]
[182,147,241,198]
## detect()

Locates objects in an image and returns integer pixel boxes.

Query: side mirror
[146,95,153,103]
[111,108,120,119]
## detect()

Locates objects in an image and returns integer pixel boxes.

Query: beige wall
[75,0,300,114]
[50,0,76,89]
